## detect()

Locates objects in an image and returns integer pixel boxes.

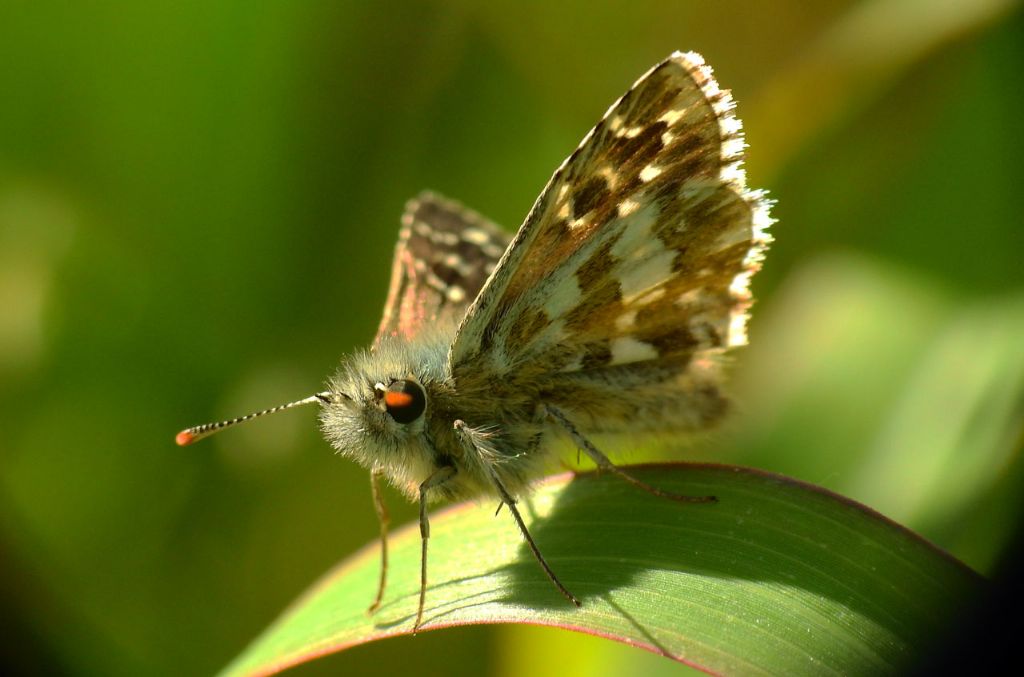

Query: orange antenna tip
[174,392,328,447]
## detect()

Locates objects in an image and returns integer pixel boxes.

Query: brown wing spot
[580,340,613,369]
[637,85,684,126]
[621,69,681,127]
[698,321,724,347]
[566,278,622,332]
[571,175,611,219]
[560,234,626,334]
[575,237,619,292]
[454,238,487,262]
[630,288,729,356]
[430,260,462,288]
[634,324,698,357]
[650,184,752,274]
[658,128,719,183]
[505,306,551,354]
[674,243,749,284]
[608,120,667,168]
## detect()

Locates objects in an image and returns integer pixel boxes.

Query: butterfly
[177,51,772,631]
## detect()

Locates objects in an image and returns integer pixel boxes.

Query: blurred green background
[2,1,1022,675]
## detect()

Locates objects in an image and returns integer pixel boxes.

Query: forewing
[374,192,511,344]
[448,52,772,428]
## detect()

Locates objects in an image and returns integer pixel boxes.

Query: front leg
[413,464,457,632]
[367,469,390,614]
[453,420,581,609]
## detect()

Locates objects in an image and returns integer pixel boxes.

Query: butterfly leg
[414,464,457,633]
[544,405,717,504]
[367,469,390,614]
[453,420,581,609]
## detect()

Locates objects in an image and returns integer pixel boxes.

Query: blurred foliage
[1,1,1021,675]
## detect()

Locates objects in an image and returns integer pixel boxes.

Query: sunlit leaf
[222,464,982,676]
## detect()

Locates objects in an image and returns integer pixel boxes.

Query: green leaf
[222,464,983,676]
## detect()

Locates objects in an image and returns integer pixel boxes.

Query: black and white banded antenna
[175,392,334,446]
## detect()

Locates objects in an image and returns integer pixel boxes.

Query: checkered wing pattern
[375,192,511,344]
[448,52,772,432]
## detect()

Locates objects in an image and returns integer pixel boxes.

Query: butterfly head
[318,368,430,448]
[316,333,452,484]
[321,366,430,436]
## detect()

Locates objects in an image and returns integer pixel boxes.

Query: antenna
[175,392,331,446]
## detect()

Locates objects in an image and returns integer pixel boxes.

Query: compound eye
[383,380,426,424]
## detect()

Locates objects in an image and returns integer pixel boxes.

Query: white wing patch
[610,336,659,364]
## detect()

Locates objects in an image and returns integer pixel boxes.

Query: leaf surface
[222,463,982,676]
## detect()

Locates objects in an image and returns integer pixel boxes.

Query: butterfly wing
[448,52,772,432]
[375,192,511,344]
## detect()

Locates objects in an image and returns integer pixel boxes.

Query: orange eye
[384,380,426,424]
